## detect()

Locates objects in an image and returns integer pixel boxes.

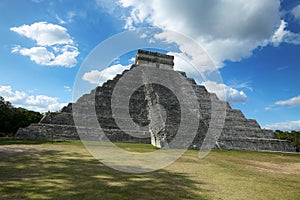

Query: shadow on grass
[0,146,210,200]
[0,139,82,146]
[0,139,53,145]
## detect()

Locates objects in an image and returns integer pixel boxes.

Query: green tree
[0,96,43,136]
[275,130,300,147]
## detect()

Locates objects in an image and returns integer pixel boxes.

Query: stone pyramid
[16,50,294,152]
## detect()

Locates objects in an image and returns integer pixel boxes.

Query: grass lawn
[0,140,299,200]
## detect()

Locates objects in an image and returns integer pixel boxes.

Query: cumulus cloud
[0,85,67,112]
[10,22,79,67]
[274,95,300,107]
[10,22,73,46]
[202,81,247,104]
[82,64,130,84]
[12,46,55,65]
[82,70,102,84]
[92,0,300,69]
[263,120,300,131]
[49,45,79,67]
[117,0,300,66]
[119,0,281,67]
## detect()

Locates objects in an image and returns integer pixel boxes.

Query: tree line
[275,130,300,148]
[0,96,43,136]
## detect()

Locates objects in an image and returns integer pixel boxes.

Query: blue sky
[1,0,300,131]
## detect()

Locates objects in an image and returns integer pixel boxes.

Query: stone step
[221,128,275,139]
[223,119,261,129]
[217,137,294,152]
[15,123,151,143]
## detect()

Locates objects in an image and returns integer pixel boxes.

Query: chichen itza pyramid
[16,50,294,152]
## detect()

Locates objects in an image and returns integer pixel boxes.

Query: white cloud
[292,4,300,21]
[272,20,288,46]
[82,70,102,84]
[265,95,300,110]
[13,46,54,66]
[202,81,247,105]
[82,64,130,84]
[10,22,79,67]
[129,57,136,63]
[10,22,73,46]
[49,45,79,67]
[0,85,67,112]
[263,120,300,131]
[171,52,199,74]
[158,34,219,71]
[95,1,300,68]
[119,0,282,67]
[272,20,300,46]
[274,95,300,107]
[12,45,79,67]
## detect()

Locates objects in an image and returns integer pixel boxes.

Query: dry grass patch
[0,141,299,200]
